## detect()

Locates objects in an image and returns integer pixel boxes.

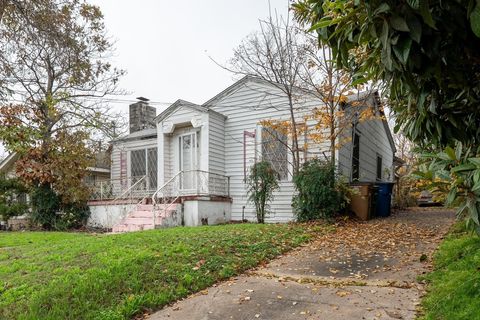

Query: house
[0,151,111,188]
[88,76,396,232]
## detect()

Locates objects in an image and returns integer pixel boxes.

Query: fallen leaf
[336,291,351,297]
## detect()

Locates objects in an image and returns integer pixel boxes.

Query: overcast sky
[91,0,291,113]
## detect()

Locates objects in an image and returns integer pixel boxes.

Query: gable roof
[0,153,19,175]
[202,76,297,108]
[156,99,226,123]
[202,76,397,155]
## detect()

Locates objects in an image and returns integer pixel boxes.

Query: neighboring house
[0,151,111,186]
[0,153,20,179]
[0,153,29,229]
[88,76,396,231]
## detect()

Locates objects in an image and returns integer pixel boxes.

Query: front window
[262,127,289,180]
[130,148,157,190]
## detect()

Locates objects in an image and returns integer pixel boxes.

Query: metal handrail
[150,170,230,227]
[112,175,147,204]
[152,171,184,205]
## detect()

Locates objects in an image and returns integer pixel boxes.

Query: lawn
[421,223,480,320]
[0,223,321,320]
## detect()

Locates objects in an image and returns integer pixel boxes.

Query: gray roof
[111,128,157,143]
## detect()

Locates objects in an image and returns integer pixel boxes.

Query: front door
[179,133,197,190]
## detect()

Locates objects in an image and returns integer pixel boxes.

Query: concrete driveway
[147,209,455,320]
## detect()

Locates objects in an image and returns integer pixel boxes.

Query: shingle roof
[111,128,157,143]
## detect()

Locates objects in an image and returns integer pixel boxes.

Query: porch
[87,170,231,231]
[88,170,230,202]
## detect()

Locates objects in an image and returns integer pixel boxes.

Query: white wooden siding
[208,80,329,222]
[110,145,121,181]
[207,80,395,222]
[338,99,395,182]
[208,111,226,175]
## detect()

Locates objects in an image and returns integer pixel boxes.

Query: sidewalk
[148,209,455,320]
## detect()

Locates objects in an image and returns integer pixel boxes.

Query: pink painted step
[111,203,176,233]
[112,223,155,233]
[123,217,156,225]
[130,210,156,218]
[137,204,154,211]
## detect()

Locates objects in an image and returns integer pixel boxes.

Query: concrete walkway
[148,209,455,320]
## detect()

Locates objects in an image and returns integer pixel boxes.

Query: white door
[179,133,197,190]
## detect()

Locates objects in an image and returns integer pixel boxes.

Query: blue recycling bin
[375,183,394,217]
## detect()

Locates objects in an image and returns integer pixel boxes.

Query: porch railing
[88,176,157,201]
[151,170,230,222]
[88,171,230,201]
[190,170,230,197]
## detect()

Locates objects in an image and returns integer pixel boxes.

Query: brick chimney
[129,97,156,134]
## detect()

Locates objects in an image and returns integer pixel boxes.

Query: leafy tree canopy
[293,0,480,148]
[0,0,123,207]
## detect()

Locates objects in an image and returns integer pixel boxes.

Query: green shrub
[60,202,90,230]
[0,177,28,221]
[293,159,347,221]
[30,184,61,229]
[246,161,280,223]
[30,184,91,230]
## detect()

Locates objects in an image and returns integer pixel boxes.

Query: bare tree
[299,39,381,165]
[224,14,380,175]
[227,13,306,175]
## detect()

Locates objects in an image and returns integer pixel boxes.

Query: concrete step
[131,210,175,219]
[110,203,179,233]
[130,210,156,218]
[112,223,155,233]
[123,217,155,225]
[137,204,154,211]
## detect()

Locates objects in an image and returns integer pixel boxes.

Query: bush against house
[246,161,280,223]
[293,159,349,221]
[0,176,28,221]
[30,184,91,230]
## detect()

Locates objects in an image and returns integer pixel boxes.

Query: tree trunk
[288,94,300,176]
[0,0,8,24]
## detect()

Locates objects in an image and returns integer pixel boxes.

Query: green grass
[0,223,321,320]
[420,223,480,320]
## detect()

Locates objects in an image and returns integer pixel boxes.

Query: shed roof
[111,128,157,143]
